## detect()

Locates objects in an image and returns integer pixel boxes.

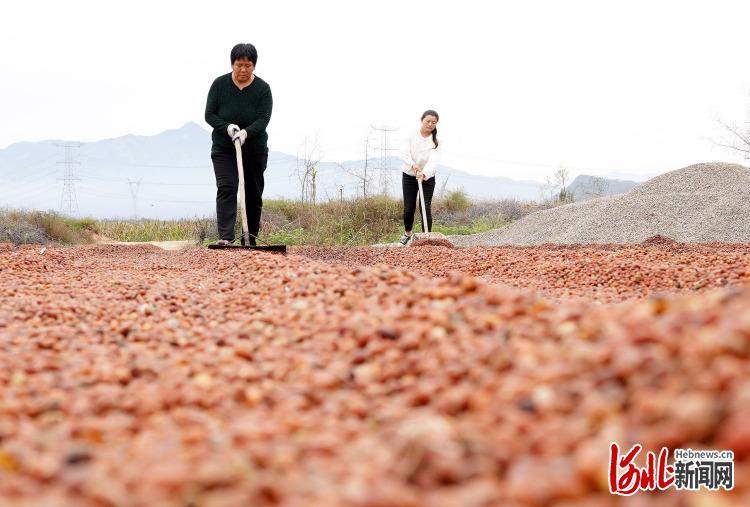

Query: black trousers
[211,150,268,242]
[402,172,435,232]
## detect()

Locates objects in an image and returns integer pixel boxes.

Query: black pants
[403,172,435,232]
[211,150,268,243]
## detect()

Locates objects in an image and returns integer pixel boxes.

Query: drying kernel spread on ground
[1,243,749,506]
[295,240,750,303]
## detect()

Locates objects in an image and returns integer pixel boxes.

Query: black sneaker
[399,234,412,246]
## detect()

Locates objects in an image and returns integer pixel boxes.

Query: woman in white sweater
[398,110,441,246]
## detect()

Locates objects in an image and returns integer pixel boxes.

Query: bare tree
[437,174,451,200]
[340,163,375,200]
[715,119,750,159]
[542,165,573,203]
[296,136,322,204]
[582,175,610,199]
[340,133,376,199]
[311,165,318,206]
[713,91,750,159]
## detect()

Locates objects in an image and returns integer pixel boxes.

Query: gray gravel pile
[450,162,750,246]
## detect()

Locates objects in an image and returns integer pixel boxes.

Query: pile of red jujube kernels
[1,242,749,506]
[296,240,750,303]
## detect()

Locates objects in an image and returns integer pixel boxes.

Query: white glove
[227,124,240,137]
[232,129,248,146]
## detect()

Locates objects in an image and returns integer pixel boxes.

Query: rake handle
[417,177,429,234]
[234,139,251,245]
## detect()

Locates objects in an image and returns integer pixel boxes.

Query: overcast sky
[2,0,749,182]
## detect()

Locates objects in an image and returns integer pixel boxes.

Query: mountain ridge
[1,123,638,218]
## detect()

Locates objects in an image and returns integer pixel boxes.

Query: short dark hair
[230,43,258,65]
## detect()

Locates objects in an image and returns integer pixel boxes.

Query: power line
[78,172,212,186]
[5,182,62,203]
[77,187,213,204]
[56,143,82,215]
[125,164,211,169]
[2,167,62,193]
[77,188,131,200]
[370,125,399,195]
[127,179,142,218]
[444,151,634,175]
[138,197,214,204]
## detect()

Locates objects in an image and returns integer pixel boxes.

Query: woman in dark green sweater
[205,43,273,246]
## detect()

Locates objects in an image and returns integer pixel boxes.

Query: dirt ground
[1,242,749,506]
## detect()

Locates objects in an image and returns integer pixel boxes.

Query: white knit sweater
[399,130,441,180]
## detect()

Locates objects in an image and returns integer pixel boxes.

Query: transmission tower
[57,143,82,215]
[128,179,143,218]
[370,125,399,195]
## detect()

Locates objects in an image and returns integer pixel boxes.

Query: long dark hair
[421,110,439,148]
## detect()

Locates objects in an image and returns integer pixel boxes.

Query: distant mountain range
[0,123,638,219]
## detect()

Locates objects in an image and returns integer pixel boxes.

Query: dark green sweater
[205,73,273,154]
